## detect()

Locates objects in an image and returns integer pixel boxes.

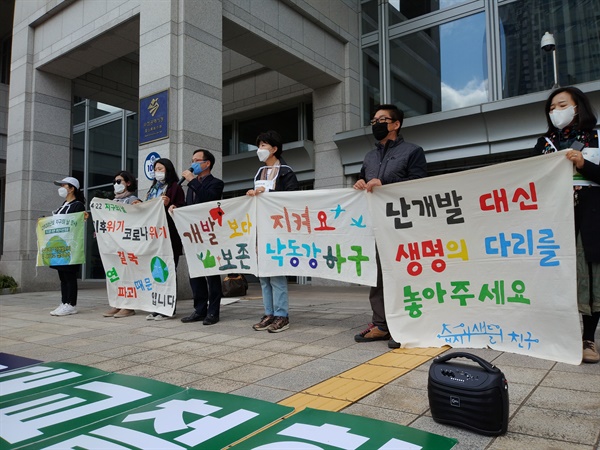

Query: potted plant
[0,274,19,294]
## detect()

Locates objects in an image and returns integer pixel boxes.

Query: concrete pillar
[138,0,223,192]
[1,23,72,290]
[312,38,361,190]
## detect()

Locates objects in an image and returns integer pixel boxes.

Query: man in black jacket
[173,149,224,325]
[353,104,427,348]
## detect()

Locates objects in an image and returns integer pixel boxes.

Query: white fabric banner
[90,198,176,315]
[369,151,581,364]
[171,196,257,277]
[256,189,377,286]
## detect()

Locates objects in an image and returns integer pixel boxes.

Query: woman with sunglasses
[145,158,185,320]
[103,170,141,318]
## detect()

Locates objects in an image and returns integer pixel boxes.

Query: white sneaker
[50,304,66,316]
[54,304,78,316]
[154,313,174,321]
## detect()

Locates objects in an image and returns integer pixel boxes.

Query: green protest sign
[36,213,86,266]
[235,407,457,449]
[0,362,107,404]
[17,389,293,450]
[0,371,184,449]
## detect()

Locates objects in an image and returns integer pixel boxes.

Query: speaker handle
[434,352,500,374]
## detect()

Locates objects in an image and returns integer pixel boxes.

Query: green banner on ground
[1,363,456,449]
[236,407,457,449]
[1,370,184,449]
[0,362,107,404]
[18,389,294,449]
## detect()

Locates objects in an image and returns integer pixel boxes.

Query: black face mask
[372,122,389,141]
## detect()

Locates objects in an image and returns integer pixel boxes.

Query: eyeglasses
[113,179,123,184]
[191,160,207,164]
[370,117,396,126]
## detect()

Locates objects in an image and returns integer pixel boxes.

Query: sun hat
[53,177,80,189]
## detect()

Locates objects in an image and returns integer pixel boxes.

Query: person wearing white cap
[49,176,87,316]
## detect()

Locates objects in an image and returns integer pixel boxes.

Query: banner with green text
[36,212,85,266]
[369,152,581,364]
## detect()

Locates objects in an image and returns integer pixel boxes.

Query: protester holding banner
[111,170,141,205]
[353,104,427,348]
[171,149,224,326]
[534,86,600,363]
[49,177,87,316]
[145,158,185,320]
[247,130,299,333]
[103,170,141,318]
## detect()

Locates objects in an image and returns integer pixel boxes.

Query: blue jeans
[259,276,288,317]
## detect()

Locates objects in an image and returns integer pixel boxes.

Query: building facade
[1,0,599,291]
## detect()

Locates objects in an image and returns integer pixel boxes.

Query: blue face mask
[190,162,202,175]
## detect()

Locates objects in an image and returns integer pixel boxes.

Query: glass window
[73,102,85,126]
[72,131,85,185]
[238,108,298,153]
[223,123,233,156]
[499,0,600,98]
[305,103,313,141]
[361,0,378,34]
[71,100,138,279]
[84,223,104,279]
[126,114,138,174]
[389,0,472,25]
[88,120,123,187]
[390,12,487,116]
[89,101,121,120]
[362,45,381,124]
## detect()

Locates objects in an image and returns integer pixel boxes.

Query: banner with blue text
[369,151,581,364]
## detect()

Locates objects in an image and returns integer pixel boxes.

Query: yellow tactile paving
[368,352,431,368]
[339,365,410,383]
[304,377,382,401]
[279,393,352,412]
[394,346,450,357]
[278,346,450,413]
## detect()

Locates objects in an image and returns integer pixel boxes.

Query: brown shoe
[114,309,135,318]
[354,323,390,342]
[253,315,274,331]
[103,307,120,317]
[267,316,289,333]
[583,340,599,363]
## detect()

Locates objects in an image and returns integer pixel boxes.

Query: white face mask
[154,171,166,182]
[114,183,126,194]
[58,187,68,198]
[550,105,576,129]
[257,148,271,162]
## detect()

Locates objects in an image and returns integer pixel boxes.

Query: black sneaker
[181,311,205,323]
[202,315,219,325]
[388,338,401,349]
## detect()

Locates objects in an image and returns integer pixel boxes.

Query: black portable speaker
[428,352,509,436]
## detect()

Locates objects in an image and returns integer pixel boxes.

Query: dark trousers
[369,251,387,330]
[58,270,78,306]
[190,275,222,318]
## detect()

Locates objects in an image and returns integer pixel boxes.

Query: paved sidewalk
[1,283,599,449]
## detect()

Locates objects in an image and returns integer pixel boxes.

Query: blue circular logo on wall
[144,152,161,180]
